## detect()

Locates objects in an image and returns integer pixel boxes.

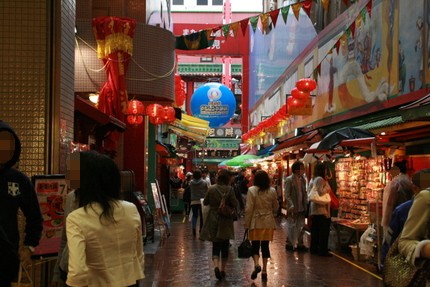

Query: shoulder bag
[238,229,253,259]
[218,188,236,218]
[383,236,430,287]
[308,182,331,205]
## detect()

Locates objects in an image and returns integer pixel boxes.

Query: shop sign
[207,127,242,137]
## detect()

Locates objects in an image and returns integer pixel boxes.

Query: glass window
[212,0,223,5]
[197,0,208,5]
[172,0,184,4]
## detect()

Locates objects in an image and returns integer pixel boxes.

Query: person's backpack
[218,190,236,218]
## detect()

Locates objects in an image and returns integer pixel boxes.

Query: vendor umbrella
[303,141,329,164]
[218,159,230,169]
[226,154,260,168]
[316,127,374,151]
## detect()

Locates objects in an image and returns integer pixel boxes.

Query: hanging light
[164,106,176,123]
[296,78,317,93]
[146,104,165,125]
[126,100,145,126]
[291,87,310,100]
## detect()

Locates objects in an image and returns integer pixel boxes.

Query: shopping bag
[11,264,32,287]
[238,230,253,259]
[329,189,339,210]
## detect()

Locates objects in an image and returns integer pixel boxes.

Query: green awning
[205,138,241,150]
[354,116,404,131]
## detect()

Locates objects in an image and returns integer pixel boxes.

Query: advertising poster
[32,175,67,256]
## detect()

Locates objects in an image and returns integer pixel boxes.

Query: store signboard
[32,174,67,256]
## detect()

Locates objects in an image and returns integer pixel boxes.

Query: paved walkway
[141,214,383,287]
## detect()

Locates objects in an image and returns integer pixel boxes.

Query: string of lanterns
[125,100,176,126]
[125,73,186,126]
[242,78,317,146]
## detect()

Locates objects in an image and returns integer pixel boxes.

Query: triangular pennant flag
[230,22,239,38]
[360,9,366,25]
[269,9,280,28]
[240,19,249,36]
[313,68,319,82]
[366,0,372,18]
[222,24,230,39]
[281,6,290,24]
[316,64,321,77]
[342,0,350,6]
[249,16,259,33]
[350,21,356,38]
[356,13,362,29]
[302,0,313,18]
[291,3,302,20]
[335,39,341,54]
[321,0,330,11]
[260,13,270,34]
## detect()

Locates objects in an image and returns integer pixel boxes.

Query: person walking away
[244,170,279,282]
[309,162,332,257]
[189,169,209,237]
[66,151,144,286]
[284,161,308,251]
[182,172,192,218]
[0,121,43,286]
[200,169,238,280]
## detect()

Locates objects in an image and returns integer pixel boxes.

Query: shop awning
[168,114,209,143]
[75,96,126,132]
[257,144,278,157]
[354,116,404,131]
[399,93,430,121]
[155,141,177,158]
[273,130,321,153]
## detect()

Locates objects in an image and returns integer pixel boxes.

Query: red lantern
[296,78,317,92]
[287,95,305,109]
[175,73,186,107]
[126,100,145,125]
[164,106,176,123]
[149,115,165,125]
[146,104,165,125]
[291,87,310,100]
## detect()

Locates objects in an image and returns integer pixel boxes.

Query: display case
[336,157,384,224]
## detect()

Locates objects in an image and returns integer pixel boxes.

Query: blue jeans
[191,203,203,230]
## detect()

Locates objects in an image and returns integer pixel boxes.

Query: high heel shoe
[251,265,261,280]
[261,271,267,281]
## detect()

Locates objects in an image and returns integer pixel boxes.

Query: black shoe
[221,271,226,279]
[215,267,222,280]
[318,252,333,257]
[285,244,294,251]
[297,245,309,252]
[251,265,261,280]
[192,229,196,236]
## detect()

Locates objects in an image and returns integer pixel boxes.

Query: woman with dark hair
[244,170,279,281]
[200,169,238,280]
[189,169,209,237]
[309,162,332,257]
[66,151,144,287]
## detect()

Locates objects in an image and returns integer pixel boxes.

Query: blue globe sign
[190,83,236,128]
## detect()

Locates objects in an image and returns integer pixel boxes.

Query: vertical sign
[32,175,67,256]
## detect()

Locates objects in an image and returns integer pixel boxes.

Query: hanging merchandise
[126,100,145,126]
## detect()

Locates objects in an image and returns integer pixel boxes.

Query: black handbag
[238,229,253,259]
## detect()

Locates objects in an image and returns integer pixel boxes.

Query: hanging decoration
[175,73,186,107]
[295,78,317,93]
[126,100,145,126]
[146,104,165,125]
[164,106,176,123]
[92,16,137,153]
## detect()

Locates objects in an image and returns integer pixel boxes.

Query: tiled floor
[141,214,383,287]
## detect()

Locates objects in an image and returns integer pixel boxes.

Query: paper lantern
[296,78,317,92]
[291,87,310,100]
[149,115,165,125]
[164,106,176,123]
[146,104,164,118]
[175,73,186,107]
[287,95,305,109]
[126,100,145,125]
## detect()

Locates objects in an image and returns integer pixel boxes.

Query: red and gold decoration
[125,100,145,126]
[287,78,316,116]
[92,16,137,152]
[164,106,176,123]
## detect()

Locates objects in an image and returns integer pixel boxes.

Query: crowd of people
[0,119,429,286]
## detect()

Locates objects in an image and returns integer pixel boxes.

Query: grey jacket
[190,178,208,202]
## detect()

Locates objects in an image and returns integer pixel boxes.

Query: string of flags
[175,0,358,51]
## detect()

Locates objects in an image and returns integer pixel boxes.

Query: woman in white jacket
[66,151,144,287]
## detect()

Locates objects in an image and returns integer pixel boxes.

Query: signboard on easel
[151,181,170,235]
[32,174,68,256]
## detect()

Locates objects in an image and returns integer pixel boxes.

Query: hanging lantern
[175,73,186,107]
[164,106,176,123]
[287,95,305,109]
[296,78,317,92]
[146,104,165,125]
[291,87,310,100]
[126,100,145,126]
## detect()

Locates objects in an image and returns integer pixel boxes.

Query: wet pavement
[141,214,383,287]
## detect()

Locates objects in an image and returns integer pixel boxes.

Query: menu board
[32,174,68,256]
